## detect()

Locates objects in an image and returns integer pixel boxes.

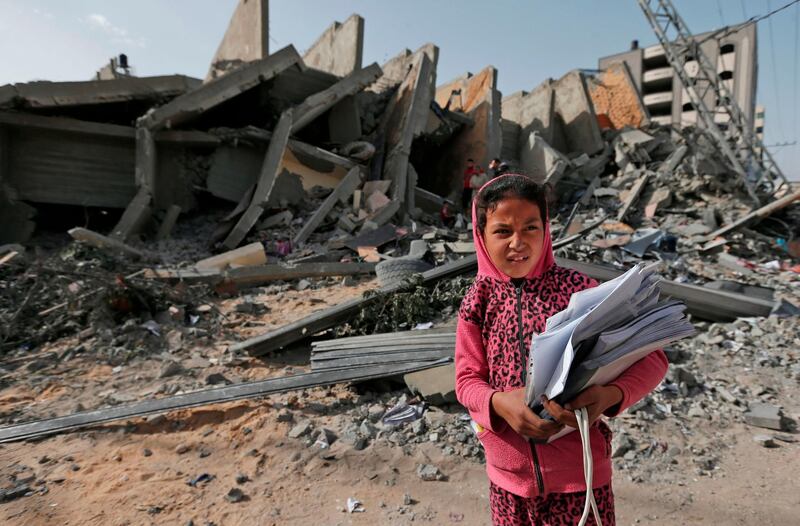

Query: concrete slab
[206,0,269,81]
[303,14,364,77]
[553,70,605,156]
[380,47,437,213]
[143,45,302,131]
[293,166,362,246]
[223,108,293,249]
[504,80,568,157]
[292,62,382,132]
[0,75,201,110]
[403,364,456,405]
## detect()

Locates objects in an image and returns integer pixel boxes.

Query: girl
[455,174,667,526]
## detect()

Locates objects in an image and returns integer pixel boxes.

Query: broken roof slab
[141,45,304,131]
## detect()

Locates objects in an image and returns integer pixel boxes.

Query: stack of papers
[524,263,694,441]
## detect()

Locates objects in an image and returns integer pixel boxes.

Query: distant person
[470,168,490,202]
[489,158,510,178]
[462,158,478,210]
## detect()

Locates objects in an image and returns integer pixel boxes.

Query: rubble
[0,2,799,524]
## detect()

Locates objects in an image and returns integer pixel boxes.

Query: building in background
[754,104,765,158]
[599,23,758,132]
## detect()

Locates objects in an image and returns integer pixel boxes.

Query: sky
[1,0,798,179]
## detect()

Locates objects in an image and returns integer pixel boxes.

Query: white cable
[575,408,602,526]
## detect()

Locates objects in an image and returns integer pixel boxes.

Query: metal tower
[637,0,790,207]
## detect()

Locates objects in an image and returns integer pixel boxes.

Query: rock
[205,373,231,385]
[317,428,337,446]
[225,488,246,503]
[175,444,190,454]
[403,364,457,405]
[428,432,440,443]
[276,410,294,423]
[166,330,183,351]
[296,279,311,291]
[411,419,426,436]
[353,437,369,451]
[417,464,446,482]
[235,473,250,484]
[288,421,313,439]
[611,434,636,458]
[359,421,377,439]
[367,404,384,423]
[672,366,699,388]
[687,405,706,418]
[753,435,779,448]
[159,361,183,379]
[745,403,790,431]
[143,448,153,457]
[403,493,414,505]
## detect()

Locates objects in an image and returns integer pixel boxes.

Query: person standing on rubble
[462,158,479,211]
[455,174,667,525]
[489,157,510,178]
[470,167,490,203]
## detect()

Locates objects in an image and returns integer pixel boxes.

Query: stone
[175,443,190,454]
[276,409,294,423]
[403,364,457,406]
[753,435,779,448]
[611,434,636,458]
[143,448,153,457]
[296,279,311,291]
[158,361,183,379]
[205,373,231,385]
[410,419,426,436]
[235,473,250,484]
[288,421,313,439]
[225,488,246,503]
[359,420,377,439]
[367,404,385,423]
[744,403,789,431]
[416,464,446,482]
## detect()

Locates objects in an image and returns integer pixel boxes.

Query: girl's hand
[542,385,624,427]
[491,388,564,441]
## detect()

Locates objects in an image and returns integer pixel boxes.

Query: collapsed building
[0,0,798,466]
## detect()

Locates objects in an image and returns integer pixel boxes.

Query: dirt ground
[1,397,798,526]
[1,274,799,526]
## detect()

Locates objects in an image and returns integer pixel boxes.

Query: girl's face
[483,197,545,279]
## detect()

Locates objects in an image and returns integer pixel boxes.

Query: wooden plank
[293,166,362,246]
[222,109,293,250]
[616,172,650,221]
[0,360,450,444]
[142,45,303,131]
[196,242,267,271]
[292,63,382,132]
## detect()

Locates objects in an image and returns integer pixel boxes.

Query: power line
[717,0,727,26]
[740,0,748,19]
[699,0,800,43]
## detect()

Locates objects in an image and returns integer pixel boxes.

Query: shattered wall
[206,0,269,81]
[588,62,650,130]
[303,14,364,77]
[427,66,501,196]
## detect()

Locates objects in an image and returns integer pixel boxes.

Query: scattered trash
[346,497,365,513]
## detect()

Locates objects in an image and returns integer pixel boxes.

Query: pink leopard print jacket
[455,265,668,498]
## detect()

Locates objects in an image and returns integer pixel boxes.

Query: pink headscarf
[471,174,555,282]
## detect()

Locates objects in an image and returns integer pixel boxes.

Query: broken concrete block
[445,242,475,254]
[644,188,672,218]
[587,61,649,129]
[195,242,266,271]
[744,403,790,431]
[366,190,391,213]
[337,214,358,233]
[363,180,392,196]
[352,189,363,213]
[403,364,456,406]
[519,132,571,185]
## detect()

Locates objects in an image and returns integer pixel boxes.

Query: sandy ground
[1,396,797,526]
[1,277,799,525]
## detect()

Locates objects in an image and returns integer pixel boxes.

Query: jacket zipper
[515,283,545,494]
